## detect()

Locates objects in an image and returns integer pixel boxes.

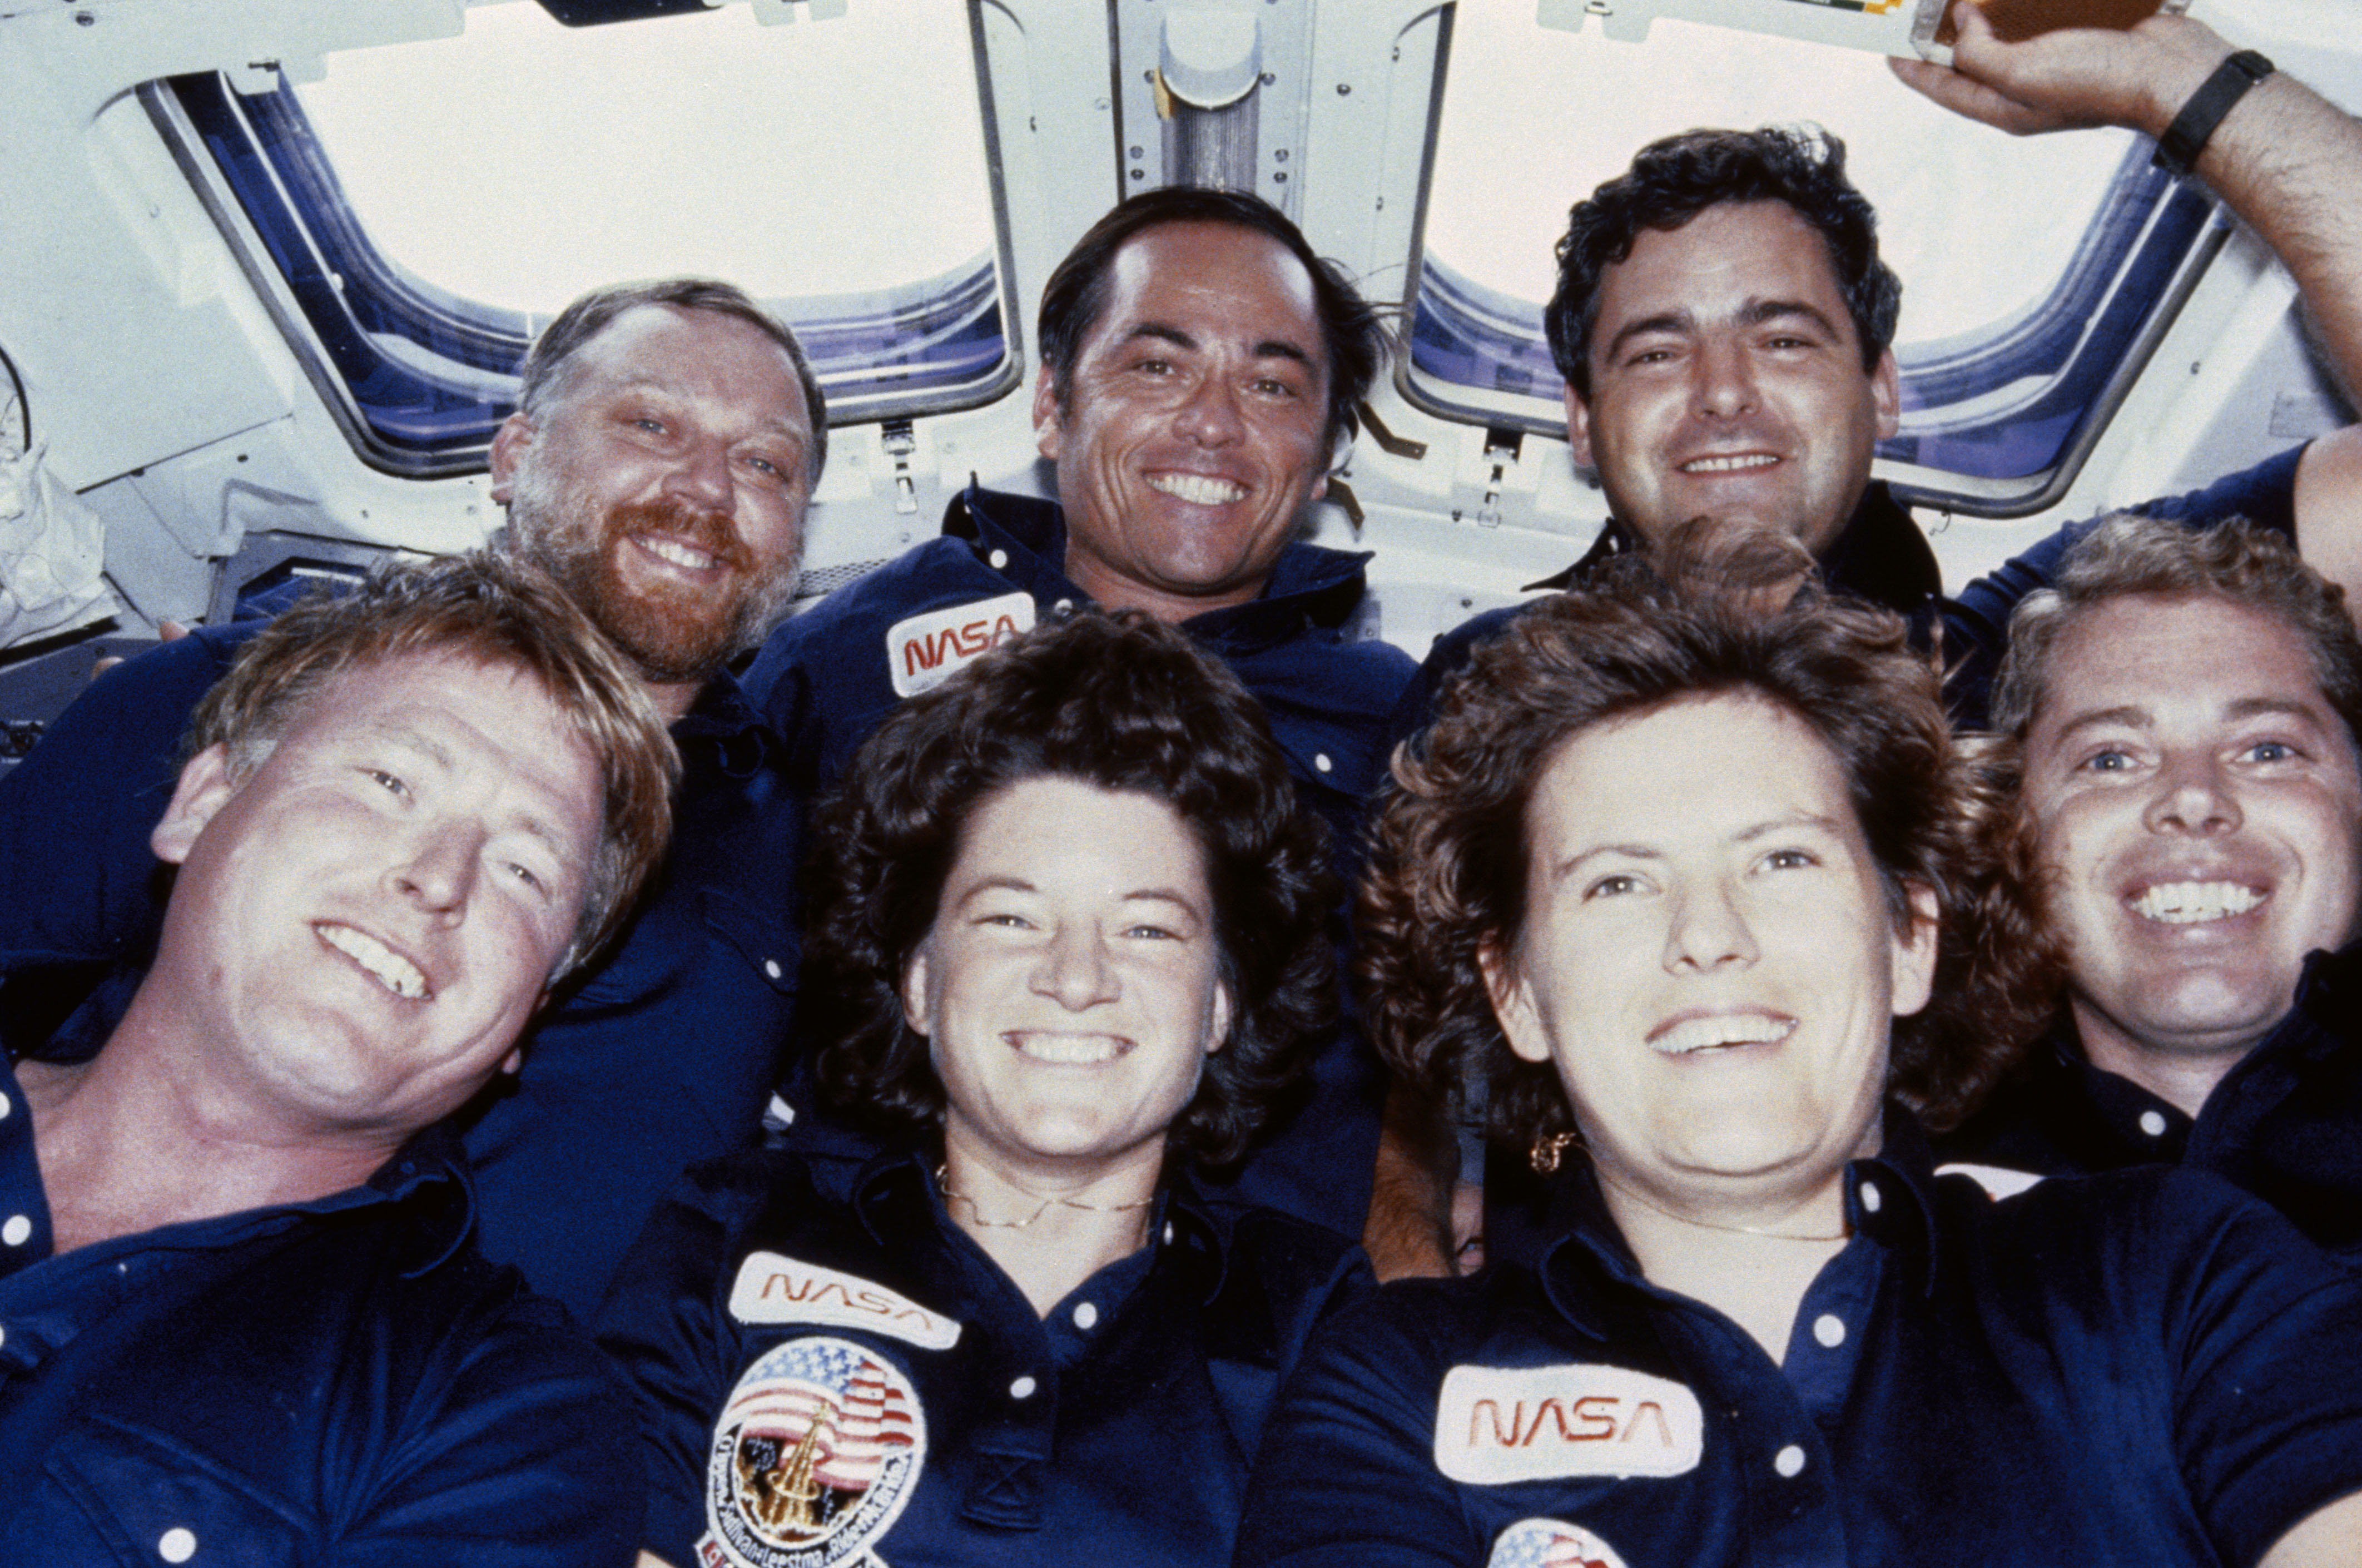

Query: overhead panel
[1159,9,1262,192]
[1117,0,1310,213]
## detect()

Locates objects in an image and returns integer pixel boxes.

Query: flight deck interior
[1,0,2354,740]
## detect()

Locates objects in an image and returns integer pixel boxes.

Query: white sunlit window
[1411,3,2219,508]
[295,2,994,310]
[161,0,1011,472]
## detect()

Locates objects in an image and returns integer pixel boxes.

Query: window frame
[143,19,1023,479]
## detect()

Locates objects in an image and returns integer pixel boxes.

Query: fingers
[1888,51,2063,137]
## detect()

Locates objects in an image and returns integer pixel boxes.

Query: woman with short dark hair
[602,608,1365,1568]
[1237,554,2362,1568]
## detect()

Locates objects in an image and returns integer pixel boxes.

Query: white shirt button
[763,959,782,981]
[2139,1110,2169,1138]
[1314,752,1334,773]
[0,1323,8,1349]
[989,549,1010,570]
[0,1090,11,1119]
[1774,1445,1807,1478]
[1163,1222,1175,1244]
[160,1528,198,1563]
[1073,1301,1098,1331]
[1858,1182,1882,1214]
[1,1215,28,1247]
[1054,598,1074,612]
[1009,1376,1038,1400]
[1813,1313,1845,1348]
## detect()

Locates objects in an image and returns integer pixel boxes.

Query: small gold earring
[1530,1129,1580,1175]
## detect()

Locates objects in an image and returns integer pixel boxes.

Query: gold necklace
[1595,1168,1850,1244]
[935,1163,1156,1230]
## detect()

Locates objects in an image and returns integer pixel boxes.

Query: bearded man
[0,279,821,1318]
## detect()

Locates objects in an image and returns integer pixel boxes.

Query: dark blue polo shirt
[1235,1119,2362,1568]
[0,621,805,1320]
[598,1142,1370,1568]
[1388,444,2308,750]
[1939,940,2362,1255]
[743,484,1416,1237]
[746,483,1413,871]
[0,1065,638,1566]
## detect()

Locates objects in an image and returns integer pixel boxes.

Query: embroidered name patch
[728,1252,962,1352]
[887,592,1034,697]
[1487,1516,1633,1568]
[1435,1363,1703,1485]
[700,1335,925,1568]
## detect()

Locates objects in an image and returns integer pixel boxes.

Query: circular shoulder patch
[1487,1516,1631,1568]
[700,1335,926,1568]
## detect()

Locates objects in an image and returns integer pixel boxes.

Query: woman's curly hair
[803,608,1336,1169]
[1362,539,2058,1154]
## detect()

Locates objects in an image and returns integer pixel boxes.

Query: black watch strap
[2152,49,2275,177]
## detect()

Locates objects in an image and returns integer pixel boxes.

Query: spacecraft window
[160,0,1011,474]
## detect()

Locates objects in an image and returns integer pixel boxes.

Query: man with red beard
[0,279,822,1318]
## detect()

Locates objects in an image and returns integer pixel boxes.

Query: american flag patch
[1488,1516,1630,1568]
[701,1336,927,1568]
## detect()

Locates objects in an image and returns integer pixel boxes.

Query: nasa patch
[1486,1516,1632,1568]
[699,1335,925,1568]
[1435,1362,1703,1485]
[727,1252,962,1352]
[886,592,1034,697]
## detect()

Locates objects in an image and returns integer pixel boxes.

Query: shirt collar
[1527,482,1942,618]
[1535,1104,1944,1338]
[2041,938,2362,1147]
[350,1120,480,1276]
[949,483,1377,654]
[671,667,776,776]
[847,1145,1233,1306]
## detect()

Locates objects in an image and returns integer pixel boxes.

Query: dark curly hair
[804,608,1336,1169]
[1361,538,2056,1153]
[1544,126,1902,402]
[1036,187,1388,452]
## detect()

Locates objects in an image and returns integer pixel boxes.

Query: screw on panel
[1337,83,1351,94]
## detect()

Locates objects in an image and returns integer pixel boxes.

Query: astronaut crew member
[0,279,822,1319]
[746,187,1413,1239]
[1939,513,2362,1253]
[0,554,672,1564]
